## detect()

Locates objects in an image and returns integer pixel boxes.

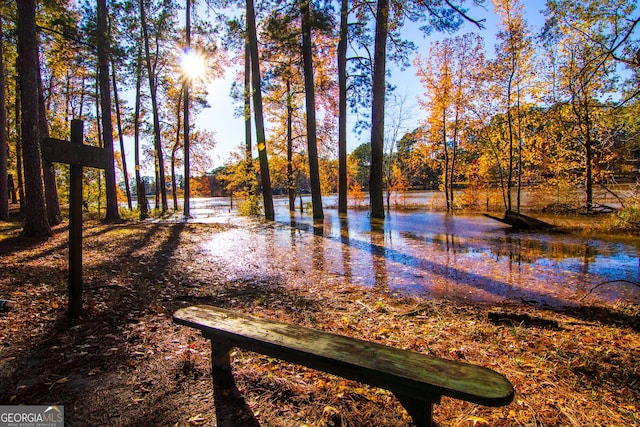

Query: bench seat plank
[173,305,514,410]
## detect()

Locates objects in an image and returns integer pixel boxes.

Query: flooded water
[188,196,640,308]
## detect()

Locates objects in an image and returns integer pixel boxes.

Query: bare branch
[444,0,485,29]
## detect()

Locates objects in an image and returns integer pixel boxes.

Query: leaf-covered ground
[0,217,638,426]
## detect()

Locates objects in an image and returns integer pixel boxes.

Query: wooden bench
[173,305,514,426]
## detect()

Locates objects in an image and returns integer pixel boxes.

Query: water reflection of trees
[339,215,352,282]
[257,214,638,307]
[369,220,388,291]
[312,220,325,272]
[401,231,602,265]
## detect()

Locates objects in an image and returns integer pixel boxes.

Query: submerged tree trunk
[300,0,323,220]
[369,0,389,219]
[17,0,51,237]
[337,0,348,214]
[246,0,274,220]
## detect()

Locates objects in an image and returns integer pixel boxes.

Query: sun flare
[180,49,205,80]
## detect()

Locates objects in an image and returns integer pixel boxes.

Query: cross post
[41,119,107,318]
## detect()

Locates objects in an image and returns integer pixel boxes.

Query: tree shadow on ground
[173,276,323,322]
[0,222,192,425]
[0,223,69,258]
[1,221,331,427]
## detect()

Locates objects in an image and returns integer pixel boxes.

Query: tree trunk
[244,34,252,160]
[507,109,513,211]
[172,88,182,211]
[571,79,594,213]
[97,0,121,222]
[65,69,71,122]
[450,135,457,209]
[386,174,391,212]
[134,47,148,219]
[183,0,192,218]
[244,34,255,201]
[0,14,8,221]
[337,0,348,214]
[155,164,160,210]
[300,0,323,220]
[139,0,168,213]
[287,80,295,212]
[112,62,132,210]
[37,65,62,225]
[506,76,514,212]
[171,146,178,211]
[246,0,274,220]
[578,82,594,213]
[95,76,103,216]
[17,0,51,237]
[15,80,25,212]
[442,109,450,211]
[369,0,389,219]
[8,175,17,204]
[584,114,593,212]
[517,134,522,212]
[516,84,523,213]
[489,141,508,211]
[450,107,460,210]
[78,75,86,118]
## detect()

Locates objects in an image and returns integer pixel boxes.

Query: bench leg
[211,340,233,372]
[208,340,261,427]
[394,393,439,427]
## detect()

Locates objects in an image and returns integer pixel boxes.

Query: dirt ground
[0,217,639,426]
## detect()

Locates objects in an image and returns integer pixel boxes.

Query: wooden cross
[41,119,107,318]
